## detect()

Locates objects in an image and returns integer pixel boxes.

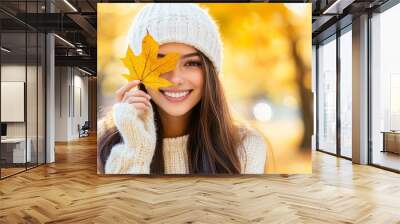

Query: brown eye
[185,61,202,67]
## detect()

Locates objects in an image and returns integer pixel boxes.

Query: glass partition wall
[317,35,337,155]
[339,27,352,159]
[370,3,400,172]
[316,26,353,159]
[315,0,400,173]
[0,1,46,179]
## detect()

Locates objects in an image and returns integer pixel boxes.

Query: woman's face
[147,43,204,117]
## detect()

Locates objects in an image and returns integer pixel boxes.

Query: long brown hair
[98,52,244,174]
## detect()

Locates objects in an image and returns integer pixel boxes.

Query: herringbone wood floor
[0,135,400,224]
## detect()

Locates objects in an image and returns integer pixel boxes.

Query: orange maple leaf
[121,33,180,89]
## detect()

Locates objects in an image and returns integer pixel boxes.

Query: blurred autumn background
[98,3,312,174]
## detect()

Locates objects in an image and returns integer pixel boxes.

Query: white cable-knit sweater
[102,103,267,174]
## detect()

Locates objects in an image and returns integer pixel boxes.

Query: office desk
[1,138,31,163]
[381,131,400,154]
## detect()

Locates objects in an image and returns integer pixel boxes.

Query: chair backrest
[82,121,90,129]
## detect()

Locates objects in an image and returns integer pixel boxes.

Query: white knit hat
[127,3,223,73]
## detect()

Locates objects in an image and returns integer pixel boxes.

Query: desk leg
[382,133,386,153]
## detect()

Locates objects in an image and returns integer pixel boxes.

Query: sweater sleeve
[239,128,267,174]
[104,102,156,174]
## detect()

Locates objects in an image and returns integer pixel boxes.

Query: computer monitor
[1,123,7,137]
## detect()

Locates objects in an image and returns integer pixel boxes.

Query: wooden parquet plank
[0,135,399,224]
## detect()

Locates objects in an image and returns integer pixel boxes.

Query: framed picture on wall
[1,81,25,122]
[97,3,312,175]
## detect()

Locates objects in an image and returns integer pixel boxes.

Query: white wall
[55,67,69,141]
[71,72,89,138]
[54,67,89,141]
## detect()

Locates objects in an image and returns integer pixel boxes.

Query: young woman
[98,3,267,174]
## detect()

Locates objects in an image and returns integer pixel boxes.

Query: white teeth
[164,91,189,98]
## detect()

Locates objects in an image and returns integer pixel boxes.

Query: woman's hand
[116,80,152,116]
[107,80,157,174]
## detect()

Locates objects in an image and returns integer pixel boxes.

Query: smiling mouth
[159,89,193,102]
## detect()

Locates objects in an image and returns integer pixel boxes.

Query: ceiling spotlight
[77,67,93,76]
[63,0,78,12]
[1,47,11,53]
[54,34,75,48]
[322,0,355,15]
